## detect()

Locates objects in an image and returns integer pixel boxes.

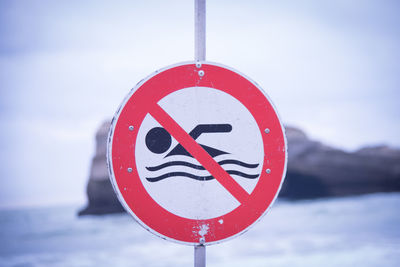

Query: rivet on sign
[196,62,202,68]
[266,168,271,174]
[127,167,133,173]
[264,128,270,134]
[198,70,205,77]
[199,237,205,244]
[129,125,134,131]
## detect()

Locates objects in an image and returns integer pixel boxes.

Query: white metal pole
[195,0,206,61]
[194,1,206,266]
[194,244,206,267]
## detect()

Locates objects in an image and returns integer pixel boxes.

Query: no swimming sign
[107,61,287,245]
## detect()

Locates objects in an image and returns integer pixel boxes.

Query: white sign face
[135,87,264,220]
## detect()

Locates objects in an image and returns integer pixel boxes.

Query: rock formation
[279,127,400,199]
[78,121,400,215]
[78,121,125,216]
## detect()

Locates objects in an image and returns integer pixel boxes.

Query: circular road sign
[107,61,287,246]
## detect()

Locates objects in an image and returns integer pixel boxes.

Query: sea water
[1,193,399,267]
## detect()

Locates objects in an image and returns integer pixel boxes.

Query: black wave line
[219,160,259,169]
[146,161,204,171]
[146,159,259,171]
[146,170,260,182]
[226,170,259,179]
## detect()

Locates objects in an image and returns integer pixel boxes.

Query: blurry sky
[0,0,399,207]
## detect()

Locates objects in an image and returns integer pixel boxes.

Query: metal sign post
[195,0,206,266]
[194,244,206,267]
[195,0,206,62]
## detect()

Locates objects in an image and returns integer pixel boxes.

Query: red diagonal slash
[149,103,250,204]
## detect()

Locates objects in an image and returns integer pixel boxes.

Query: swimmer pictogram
[145,124,260,182]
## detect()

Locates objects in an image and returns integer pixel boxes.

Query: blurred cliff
[78,121,400,216]
[78,121,125,216]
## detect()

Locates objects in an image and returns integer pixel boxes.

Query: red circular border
[108,62,287,245]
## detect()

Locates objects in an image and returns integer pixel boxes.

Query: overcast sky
[0,0,399,207]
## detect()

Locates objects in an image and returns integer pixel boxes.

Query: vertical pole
[195,0,206,61]
[195,1,206,265]
[194,244,206,267]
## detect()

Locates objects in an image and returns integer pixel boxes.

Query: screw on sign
[107,61,287,245]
